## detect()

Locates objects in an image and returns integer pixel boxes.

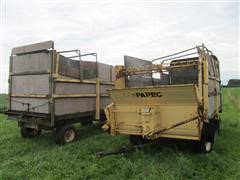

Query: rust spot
[116,69,125,79]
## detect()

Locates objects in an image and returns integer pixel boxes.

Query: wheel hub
[64,129,75,143]
[205,142,212,152]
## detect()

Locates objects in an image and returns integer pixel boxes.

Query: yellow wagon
[104,45,221,152]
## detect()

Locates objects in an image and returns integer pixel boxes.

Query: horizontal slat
[55,78,114,85]
[11,94,109,98]
[11,97,49,113]
[11,70,50,76]
[11,74,50,95]
[11,94,49,98]
[12,40,54,55]
[53,94,108,98]
[12,52,52,73]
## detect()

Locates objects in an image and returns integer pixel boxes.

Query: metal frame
[57,51,100,120]
[7,42,113,129]
[105,44,222,141]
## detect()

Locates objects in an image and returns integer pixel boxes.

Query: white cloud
[0,1,239,93]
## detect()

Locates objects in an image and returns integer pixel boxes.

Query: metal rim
[30,129,38,136]
[204,142,212,152]
[64,128,75,143]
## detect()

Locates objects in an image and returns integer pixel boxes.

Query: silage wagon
[103,45,222,152]
[6,40,114,144]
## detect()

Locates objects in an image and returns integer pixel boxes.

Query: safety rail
[151,44,214,64]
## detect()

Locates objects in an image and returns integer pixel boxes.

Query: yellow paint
[104,45,221,141]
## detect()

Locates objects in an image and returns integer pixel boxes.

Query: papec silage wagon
[6,41,114,144]
[103,45,222,152]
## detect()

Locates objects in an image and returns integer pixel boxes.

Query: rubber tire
[193,127,218,153]
[20,127,41,138]
[54,124,77,145]
[129,135,149,145]
[201,141,213,153]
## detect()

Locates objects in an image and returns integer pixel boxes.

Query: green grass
[0,94,7,112]
[0,88,240,179]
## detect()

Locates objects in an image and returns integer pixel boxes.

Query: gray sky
[0,1,239,93]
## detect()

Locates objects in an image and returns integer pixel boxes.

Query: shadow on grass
[76,123,104,140]
[140,139,195,156]
[25,122,104,147]
[97,137,199,159]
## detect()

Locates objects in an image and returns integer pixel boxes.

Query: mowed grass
[0,88,239,179]
[0,94,7,112]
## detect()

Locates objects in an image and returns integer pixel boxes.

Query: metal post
[115,66,125,89]
[78,50,83,81]
[8,55,13,111]
[95,77,100,120]
[202,44,209,122]
[50,50,56,127]
[95,53,100,120]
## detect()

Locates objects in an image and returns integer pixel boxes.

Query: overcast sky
[0,1,239,93]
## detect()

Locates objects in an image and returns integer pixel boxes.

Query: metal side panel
[124,55,152,87]
[11,97,49,113]
[55,82,96,94]
[12,40,54,55]
[124,55,151,67]
[100,84,113,94]
[98,63,112,82]
[11,74,50,95]
[55,82,113,95]
[208,79,216,117]
[54,98,96,116]
[12,52,51,73]
[111,66,116,82]
[208,96,215,117]
[58,55,80,78]
[100,97,112,109]
[170,66,198,84]
[109,84,198,106]
[114,105,199,138]
[82,61,97,80]
[108,84,199,139]
[208,79,216,93]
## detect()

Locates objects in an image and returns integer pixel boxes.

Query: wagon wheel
[54,124,77,145]
[20,127,41,138]
[201,126,219,153]
[201,141,213,153]
[193,125,219,153]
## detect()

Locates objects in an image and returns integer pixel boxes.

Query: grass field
[0,94,7,112]
[0,88,239,179]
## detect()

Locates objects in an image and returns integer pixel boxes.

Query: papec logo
[133,92,162,98]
